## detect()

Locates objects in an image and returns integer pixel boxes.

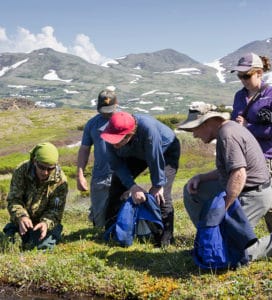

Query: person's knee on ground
[3,222,18,243]
[247,234,272,261]
[4,223,63,251]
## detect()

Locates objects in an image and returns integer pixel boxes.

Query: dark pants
[105,137,180,245]
[3,222,63,250]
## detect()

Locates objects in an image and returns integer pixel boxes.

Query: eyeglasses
[237,73,253,80]
[36,162,56,172]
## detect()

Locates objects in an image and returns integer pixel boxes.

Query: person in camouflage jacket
[3,142,68,250]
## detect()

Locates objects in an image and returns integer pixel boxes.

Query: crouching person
[100,111,180,247]
[178,103,272,265]
[3,142,68,250]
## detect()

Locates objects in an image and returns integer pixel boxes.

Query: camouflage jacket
[7,161,68,230]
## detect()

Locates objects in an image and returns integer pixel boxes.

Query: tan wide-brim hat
[178,103,230,131]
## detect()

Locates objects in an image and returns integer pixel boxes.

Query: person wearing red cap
[100,111,180,247]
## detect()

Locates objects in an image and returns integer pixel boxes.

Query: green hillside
[0,107,270,299]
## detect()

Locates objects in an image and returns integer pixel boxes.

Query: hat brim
[178,112,230,131]
[98,104,116,113]
[100,132,126,144]
[230,66,252,73]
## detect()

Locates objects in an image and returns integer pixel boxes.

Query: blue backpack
[104,194,164,247]
[193,191,257,270]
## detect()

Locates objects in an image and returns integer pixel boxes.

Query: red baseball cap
[101,112,136,144]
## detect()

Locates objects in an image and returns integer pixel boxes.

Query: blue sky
[0,0,272,64]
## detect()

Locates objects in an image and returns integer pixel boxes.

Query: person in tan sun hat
[179,102,272,261]
[178,101,230,131]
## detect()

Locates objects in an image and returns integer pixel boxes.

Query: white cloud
[0,26,67,54]
[0,27,8,41]
[70,33,108,65]
[0,26,111,65]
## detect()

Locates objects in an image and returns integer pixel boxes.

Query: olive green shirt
[7,161,68,230]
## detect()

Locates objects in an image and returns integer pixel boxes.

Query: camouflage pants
[3,222,63,250]
[264,158,272,232]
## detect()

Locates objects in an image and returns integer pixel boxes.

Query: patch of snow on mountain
[101,59,119,67]
[105,85,116,91]
[129,74,142,84]
[133,107,149,113]
[205,59,226,83]
[139,100,153,104]
[141,90,158,96]
[8,84,27,89]
[134,65,142,70]
[189,101,217,111]
[175,96,184,101]
[35,101,56,108]
[155,92,170,95]
[43,69,72,82]
[160,68,201,75]
[150,106,165,111]
[116,56,127,60]
[131,74,142,78]
[90,99,96,107]
[264,71,272,85]
[0,58,29,77]
[63,89,80,94]
[39,95,51,99]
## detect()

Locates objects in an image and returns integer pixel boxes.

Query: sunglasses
[237,73,253,80]
[36,161,56,172]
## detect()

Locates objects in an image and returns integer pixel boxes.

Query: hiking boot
[264,209,272,233]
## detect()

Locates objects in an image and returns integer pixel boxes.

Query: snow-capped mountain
[0,37,271,114]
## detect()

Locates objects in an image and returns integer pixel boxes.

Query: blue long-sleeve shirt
[231,82,272,159]
[81,114,112,180]
[105,114,176,189]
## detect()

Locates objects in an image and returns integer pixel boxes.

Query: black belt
[242,180,271,193]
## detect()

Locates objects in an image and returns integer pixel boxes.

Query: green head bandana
[30,142,59,165]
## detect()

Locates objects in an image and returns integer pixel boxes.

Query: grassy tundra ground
[0,107,271,299]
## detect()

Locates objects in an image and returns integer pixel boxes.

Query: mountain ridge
[0,37,272,114]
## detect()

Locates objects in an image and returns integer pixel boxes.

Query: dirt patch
[0,98,36,111]
[52,131,82,148]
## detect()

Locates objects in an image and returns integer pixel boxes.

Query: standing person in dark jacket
[179,103,272,261]
[3,142,68,250]
[100,111,180,246]
[230,52,272,232]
